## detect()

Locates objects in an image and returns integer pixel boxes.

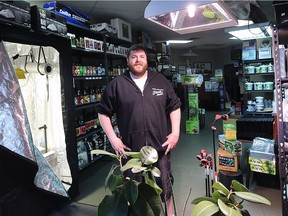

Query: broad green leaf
[150,166,161,177]
[121,158,142,172]
[91,149,118,158]
[123,180,139,204]
[130,183,164,216]
[106,174,124,192]
[123,151,140,158]
[98,192,128,216]
[218,199,242,216]
[131,166,147,173]
[191,200,219,216]
[144,175,163,195]
[140,146,158,165]
[212,182,230,195]
[234,192,271,205]
[191,197,217,205]
[232,180,249,192]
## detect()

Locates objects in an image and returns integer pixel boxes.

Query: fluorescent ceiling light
[166,40,193,45]
[144,0,238,34]
[225,22,272,40]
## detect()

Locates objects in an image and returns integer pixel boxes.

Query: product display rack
[242,58,274,115]
[67,23,131,171]
[272,23,288,215]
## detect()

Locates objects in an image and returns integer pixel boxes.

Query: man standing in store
[96,44,181,215]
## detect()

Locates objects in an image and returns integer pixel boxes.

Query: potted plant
[91,146,165,216]
[191,179,271,216]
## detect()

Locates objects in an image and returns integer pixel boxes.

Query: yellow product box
[217,148,238,172]
[249,157,276,175]
[223,123,237,140]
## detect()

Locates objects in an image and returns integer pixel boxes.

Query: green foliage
[92,146,164,216]
[191,180,271,216]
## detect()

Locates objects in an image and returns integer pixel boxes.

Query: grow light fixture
[225,22,272,40]
[144,0,238,34]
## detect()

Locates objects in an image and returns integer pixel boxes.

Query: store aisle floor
[49,111,282,216]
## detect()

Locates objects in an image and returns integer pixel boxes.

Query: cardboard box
[223,115,241,130]
[223,123,237,140]
[249,137,276,175]
[217,148,238,172]
[257,37,272,59]
[43,1,90,28]
[31,6,67,37]
[224,140,242,155]
[242,39,256,60]
[111,18,132,42]
[90,23,117,36]
[249,157,276,175]
[0,1,31,28]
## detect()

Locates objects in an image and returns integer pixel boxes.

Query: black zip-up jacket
[95,69,181,157]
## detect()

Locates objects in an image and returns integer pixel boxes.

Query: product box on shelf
[90,23,117,36]
[257,37,272,59]
[217,148,238,172]
[43,1,90,28]
[242,39,256,60]
[111,18,132,42]
[0,1,31,28]
[31,6,67,37]
[223,123,237,140]
[248,137,276,175]
[224,140,242,156]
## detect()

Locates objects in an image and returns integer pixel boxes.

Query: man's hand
[162,133,179,155]
[110,137,131,156]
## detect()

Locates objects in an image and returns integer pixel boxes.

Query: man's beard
[129,63,148,77]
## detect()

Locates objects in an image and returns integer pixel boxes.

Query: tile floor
[74,111,282,216]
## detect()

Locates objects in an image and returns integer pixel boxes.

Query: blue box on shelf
[43,1,90,28]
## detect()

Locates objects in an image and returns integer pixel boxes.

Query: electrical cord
[182,187,192,216]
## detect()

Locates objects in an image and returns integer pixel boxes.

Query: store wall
[170,45,241,71]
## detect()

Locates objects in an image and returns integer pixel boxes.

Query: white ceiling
[31,1,276,52]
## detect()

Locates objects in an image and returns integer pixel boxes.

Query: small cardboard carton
[217,148,238,172]
[223,123,237,140]
[249,137,276,175]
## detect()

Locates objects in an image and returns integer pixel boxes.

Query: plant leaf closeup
[140,146,158,165]
[91,149,118,159]
[232,180,249,192]
[123,180,139,204]
[212,182,230,195]
[120,158,142,172]
[130,183,163,216]
[98,192,128,216]
[191,200,219,216]
[234,192,271,205]
[218,199,242,216]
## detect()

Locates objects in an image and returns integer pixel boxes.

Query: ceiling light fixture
[225,22,272,40]
[166,40,193,45]
[144,0,238,34]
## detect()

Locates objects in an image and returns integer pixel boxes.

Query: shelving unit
[242,58,274,114]
[272,23,288,215]
[67,23,131,171]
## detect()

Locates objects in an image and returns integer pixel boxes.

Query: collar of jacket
[123,69,157,81]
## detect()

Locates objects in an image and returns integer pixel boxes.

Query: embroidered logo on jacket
[152,88,164,96]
